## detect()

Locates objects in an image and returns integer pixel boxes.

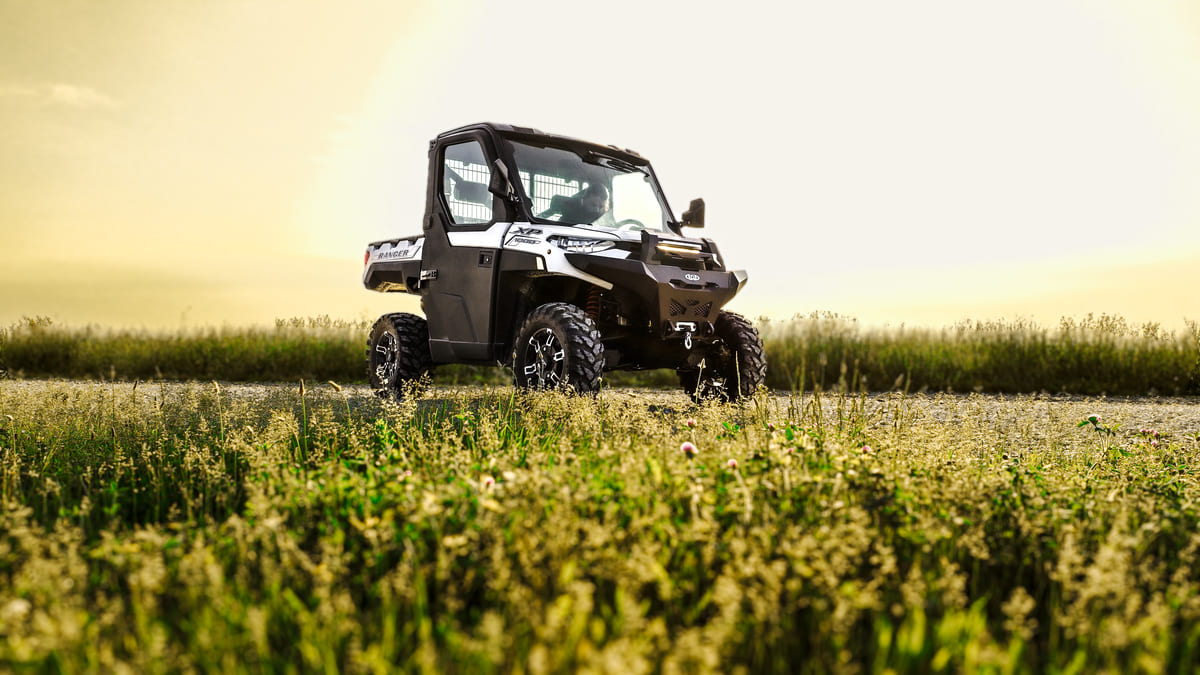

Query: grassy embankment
[2,381,1199,672]
[2,313,1198,395]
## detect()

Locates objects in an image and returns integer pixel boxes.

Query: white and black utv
[363,122,766,400]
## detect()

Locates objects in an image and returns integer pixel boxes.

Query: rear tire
[679,311,766,402]
[367,313,433,398]
[512,303,605,395]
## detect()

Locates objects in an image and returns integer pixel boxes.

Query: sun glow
[3,0,1199,329]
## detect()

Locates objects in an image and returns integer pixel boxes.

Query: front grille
[669,298,712,318]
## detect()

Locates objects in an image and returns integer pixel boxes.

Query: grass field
[2,313,1198,395]
[3,380,1200,672]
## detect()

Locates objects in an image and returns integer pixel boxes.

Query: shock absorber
[586,287,602,320]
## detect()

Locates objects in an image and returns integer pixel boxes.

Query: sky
[2,0,1199,331]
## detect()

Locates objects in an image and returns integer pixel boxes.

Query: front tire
[367,313,433,398]
[679,311,766,402]
[512,303,604,395]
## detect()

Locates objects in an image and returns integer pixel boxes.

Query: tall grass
[762,312,1200,396]
[2,313,1198,395]
[2,381,1199,672]
[0,315,368,383]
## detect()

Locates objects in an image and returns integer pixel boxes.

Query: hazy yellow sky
[2,0,1199,330]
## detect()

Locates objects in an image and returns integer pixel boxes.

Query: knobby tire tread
[679,311,767,402]
[513,302,605,395]
[367,312,433,398]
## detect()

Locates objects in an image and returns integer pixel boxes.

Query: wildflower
[1088,414,1102,424]
[727,458,738,470]
[861,444,874,455]
[1151,440,1159,448]
[685,418,697,428]
[767,422,776,432]
[1,598,31,623]
[681,441,697,458]
[482,475,495,489]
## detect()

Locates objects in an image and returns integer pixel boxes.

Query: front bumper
[565,254,747,335]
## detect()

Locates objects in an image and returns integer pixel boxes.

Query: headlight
[551,236,616,254]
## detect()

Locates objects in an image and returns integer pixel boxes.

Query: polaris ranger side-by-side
[362,122,766,399]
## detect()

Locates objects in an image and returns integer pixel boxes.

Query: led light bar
[656,242,704,256]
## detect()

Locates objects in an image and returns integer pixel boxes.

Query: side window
[442,141,494,224]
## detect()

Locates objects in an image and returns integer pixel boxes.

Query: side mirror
[489,159,517,201]
[681,198,705,228]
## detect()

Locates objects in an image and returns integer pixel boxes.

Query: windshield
[507,140,673,233]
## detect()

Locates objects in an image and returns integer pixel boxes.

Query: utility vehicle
[363,122,765,399]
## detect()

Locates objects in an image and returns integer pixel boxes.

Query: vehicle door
[421,134,506,362]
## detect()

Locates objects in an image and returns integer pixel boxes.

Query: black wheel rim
[692,369,729,401]
[374,332,399,384]
[695,348,733,400]
[522,327,565,389]
[701,376,729,400]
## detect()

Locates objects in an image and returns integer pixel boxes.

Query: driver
[539,184,611,224]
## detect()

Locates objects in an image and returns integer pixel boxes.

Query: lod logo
[684,273,701,282]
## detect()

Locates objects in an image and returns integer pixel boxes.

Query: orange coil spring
[586,287,602,319]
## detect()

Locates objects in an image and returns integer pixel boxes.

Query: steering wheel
[615,218,645,231]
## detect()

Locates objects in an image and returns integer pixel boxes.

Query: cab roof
[435,122,648,166]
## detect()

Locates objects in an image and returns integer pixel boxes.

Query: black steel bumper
[565,254,746,336]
